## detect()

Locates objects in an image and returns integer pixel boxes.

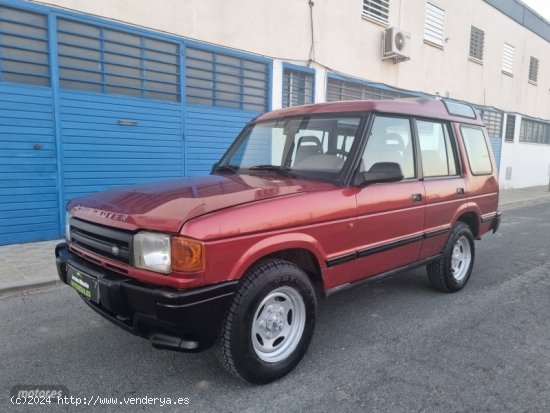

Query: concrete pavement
[1,185,549,295]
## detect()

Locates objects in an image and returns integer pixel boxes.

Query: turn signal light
[171,237,205,272]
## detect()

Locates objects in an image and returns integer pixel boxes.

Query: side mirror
[355,162,404,186]
[211,162,219,174]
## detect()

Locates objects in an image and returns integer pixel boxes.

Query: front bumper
[55,243,238,352]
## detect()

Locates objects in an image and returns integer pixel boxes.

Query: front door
[352,115,425,282]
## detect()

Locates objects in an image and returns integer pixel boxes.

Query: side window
[362,116,415,179]
[460,126,493,175]
[417,120,458,177]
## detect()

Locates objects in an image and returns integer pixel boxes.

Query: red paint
[67,99,499,290]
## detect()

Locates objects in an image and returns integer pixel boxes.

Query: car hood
[67,174,335,233]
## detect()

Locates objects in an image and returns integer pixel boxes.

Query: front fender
[224,233,327,281]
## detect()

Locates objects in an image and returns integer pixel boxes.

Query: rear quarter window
[460,126,493,175]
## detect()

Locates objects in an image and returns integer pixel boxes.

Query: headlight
[65,212,71,242]
[133,232,171,274]
[133,232,205,274]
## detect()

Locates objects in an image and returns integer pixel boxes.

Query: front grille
[69,218,133,264]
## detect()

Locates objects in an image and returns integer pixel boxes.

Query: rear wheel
[427,222,475,293]
[216,259,316,384]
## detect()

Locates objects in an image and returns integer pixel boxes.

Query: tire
[427,222,475,293]
[216,258,317,384]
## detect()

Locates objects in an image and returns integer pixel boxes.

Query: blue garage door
[0,6,60,245]
[56,18,184,208]
[184,46,270,175]
[0,85,60,245]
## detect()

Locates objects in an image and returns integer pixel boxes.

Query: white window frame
[424,2,445,48]
[362,0,390,26]
[501,43,515,76]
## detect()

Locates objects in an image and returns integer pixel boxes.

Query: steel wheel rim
[251,286,306,363]
[451,235,472,282]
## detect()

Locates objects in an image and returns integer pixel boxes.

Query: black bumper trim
[55,242,238,352]
[491,211,502,233]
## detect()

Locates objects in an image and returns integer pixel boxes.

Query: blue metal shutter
[184,47,270,175]
[0,6,59,245]
[489,137,501,173]
[0,84,60,245]
[56,19,184,206]
[59,92,184,204]
[185,106,261,175]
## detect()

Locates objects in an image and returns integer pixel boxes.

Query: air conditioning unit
[382,27,411,63]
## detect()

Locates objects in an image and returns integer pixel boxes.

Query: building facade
[0,0,549,244]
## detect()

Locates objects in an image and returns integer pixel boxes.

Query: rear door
[352,115,425,282]
[415,119,466,259]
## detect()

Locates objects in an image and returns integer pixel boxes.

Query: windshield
[217,115,363,180]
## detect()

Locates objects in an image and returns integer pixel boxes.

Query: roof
[254,99,486,126]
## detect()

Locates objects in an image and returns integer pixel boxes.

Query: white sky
[520,0,550,21]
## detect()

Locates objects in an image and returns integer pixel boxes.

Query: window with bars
[0,6,50,86]
[327,77,415,102]
[362,0,390,25]
[424,2,445,47]
[519,119,550,145]
[469,26,484,61]
[282,67,314,108]
[528,56,539,83]
[505,115,516,142]
[480,110,503,139]
[57,19,180,101]
[185,47,269,112]
[501,43,515,75]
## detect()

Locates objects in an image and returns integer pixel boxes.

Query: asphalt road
[2,200,549,413]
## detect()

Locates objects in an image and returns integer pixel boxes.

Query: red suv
[55,98,500,383]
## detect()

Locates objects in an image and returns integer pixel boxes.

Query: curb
[0,279,62,297]
[499,195,550,209]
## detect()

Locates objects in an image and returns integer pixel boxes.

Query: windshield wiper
[248,164,297,177]
[214,164,239,174]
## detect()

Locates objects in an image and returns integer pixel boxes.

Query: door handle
[456,188,465,195]
[411,193,422,202]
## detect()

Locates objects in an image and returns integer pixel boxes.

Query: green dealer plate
[67,265,99,303]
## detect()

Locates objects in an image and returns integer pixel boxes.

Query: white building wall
[500,141,550,189]
[37,0,550,120]
[499,114,550,189]
[34,0,550,188]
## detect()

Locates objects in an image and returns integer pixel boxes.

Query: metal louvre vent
[480,110,503,139]
[424,2,445,46]
[469,26,484,61]
[363,0,390,25]
[69,218,133,264]
[528,56,539,83]
[185,47,269,111]
[326,77,415,102]
[0,6,50,86]
[282,68,314,108]
[501,42,515,75]
[57,18,180,102]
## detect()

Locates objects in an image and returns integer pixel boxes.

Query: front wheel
[216,259,316,384]
[427,222,475,293]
